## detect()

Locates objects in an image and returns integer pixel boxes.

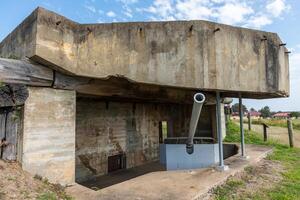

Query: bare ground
[208,158,285,200]
[0,160,72,200]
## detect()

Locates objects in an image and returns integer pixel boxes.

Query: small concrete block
[216,165,229,172]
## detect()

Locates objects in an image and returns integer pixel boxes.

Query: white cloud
[175,0,213,20]
[107,11,117,17]
[216,3,253,24]
[246,15,272,29]
[266,0,290,17]
[122,5,133,18]
[84,5,96,13]
[141,0,291,29]
[145,0,174,20]
[290,52,300,81]
[124,11,133,18]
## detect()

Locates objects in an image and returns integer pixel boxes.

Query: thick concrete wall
[75,98,216,182]
[0,7,290,98]
[22,87,76,185]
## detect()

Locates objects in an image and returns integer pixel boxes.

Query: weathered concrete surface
[22,87,76,185]
[66,144,272,200]
[0,7,289,98]
[76,98,218,182]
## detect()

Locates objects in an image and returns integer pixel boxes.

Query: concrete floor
[80,161,165,190]
[66,145,272,200]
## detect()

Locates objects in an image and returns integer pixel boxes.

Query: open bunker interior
[75,95,220,183]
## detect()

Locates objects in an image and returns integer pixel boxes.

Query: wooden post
[287,118,294,148]
[262,123,269,142]
[247,112,252,131]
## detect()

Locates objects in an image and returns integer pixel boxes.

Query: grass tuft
[213,179,244,200]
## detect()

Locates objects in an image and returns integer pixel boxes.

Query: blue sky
[0,0,299,111]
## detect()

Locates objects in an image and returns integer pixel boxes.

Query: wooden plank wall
[0,109,6,157]
[0,107,23,161]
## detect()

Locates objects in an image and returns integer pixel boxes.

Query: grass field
[242,118,300,131]
[212,121,300,200]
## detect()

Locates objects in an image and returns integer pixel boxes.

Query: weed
[0,191,5,200]
[36,192,57,200]
[34,174,43,181]
[213,179,244,200]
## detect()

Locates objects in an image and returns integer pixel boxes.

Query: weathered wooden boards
[0,58,53,86]
[0,58,217,104]
[0,84,29,107]
[0,107,22,161]
[53,72,216,104]
[0,109,6,156]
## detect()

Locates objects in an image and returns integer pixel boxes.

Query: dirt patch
[207,159,284,200]
[0,159,72,200]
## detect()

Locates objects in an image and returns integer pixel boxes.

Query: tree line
[231,103,300,119]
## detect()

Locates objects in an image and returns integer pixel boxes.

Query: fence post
[247,112,251,131]
[263,123,268,142]
[287,118,294,148]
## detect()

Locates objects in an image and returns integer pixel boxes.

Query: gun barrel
[186,93,206,154]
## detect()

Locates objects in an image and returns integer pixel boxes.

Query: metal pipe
[186,93,205,154]
[239,94,245,157]
[216,92,224,167]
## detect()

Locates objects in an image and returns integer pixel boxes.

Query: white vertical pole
[216,92,224,167]
[239,93,245,157]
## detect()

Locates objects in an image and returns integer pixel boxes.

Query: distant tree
[250,108,256,112]
[231,103,248,113]
[259,106,271,118]
[290,112,300,119]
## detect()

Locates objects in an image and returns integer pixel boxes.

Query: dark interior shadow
[78,161,165,190]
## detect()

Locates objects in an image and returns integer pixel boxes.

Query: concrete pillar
[22,87,76,185]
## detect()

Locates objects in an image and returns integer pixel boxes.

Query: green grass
[224,120,277,145]
[213,180,245,200]
[213,121,300,200]
[266,146,300,200]
[37,192,57,200]
[36,191,73,200]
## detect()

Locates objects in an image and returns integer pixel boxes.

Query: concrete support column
[216,92,228,171]
[22,87,76,185]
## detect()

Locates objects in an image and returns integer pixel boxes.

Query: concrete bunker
[0,7,289,188]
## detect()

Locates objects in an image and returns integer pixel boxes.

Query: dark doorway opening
[159,121,168,143]
[108,154,126,173]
